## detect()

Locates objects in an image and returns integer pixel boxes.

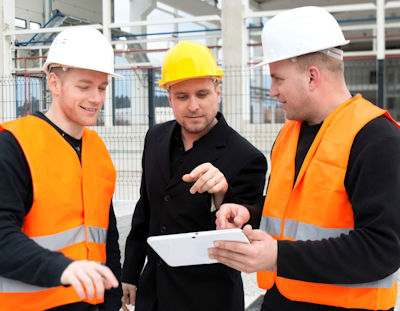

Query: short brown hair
[48,66,69,81]
[293,51,344,74]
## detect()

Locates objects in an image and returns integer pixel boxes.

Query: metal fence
[1,58,400,201]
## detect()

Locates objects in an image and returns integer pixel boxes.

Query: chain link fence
[1,58,399,201]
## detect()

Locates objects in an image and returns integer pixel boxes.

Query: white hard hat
[43,26,122,78]
[258,6,349,66]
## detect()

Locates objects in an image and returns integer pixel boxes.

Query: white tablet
[147,228,249,267]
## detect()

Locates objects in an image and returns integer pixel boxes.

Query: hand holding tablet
[147,228,249,267]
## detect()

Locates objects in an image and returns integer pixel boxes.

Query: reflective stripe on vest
[260,216,351,241]
[0,226,108,294]
[30,225,107,251]
[332,271,398,289]
[0,276,51,293]
[260,215,397,288]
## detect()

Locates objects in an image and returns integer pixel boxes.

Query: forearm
[121,196,149,285]
[241,196,265,228]
[0,216,72,287]
[227,154,267,205]
[122,227,148,285]
[102,202,122,309]
[223,154,267,227]
[277,226,400,284]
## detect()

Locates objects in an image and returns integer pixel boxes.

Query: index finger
[93,264,119,288]
[69,277,86,299]
[183,163,211,181]
[86,268,105,300]
[215,208,231,229]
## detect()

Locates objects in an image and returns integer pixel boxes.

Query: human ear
[167,92,173,108]
[308,66,320,91]
[47,73,62,95]
[216,83,222,104]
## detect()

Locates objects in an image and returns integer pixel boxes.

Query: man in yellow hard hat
[121,41,267,311]
[209,6,400,311]
[0,27,122,310]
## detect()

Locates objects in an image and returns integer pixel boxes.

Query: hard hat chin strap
[319,47,343,60]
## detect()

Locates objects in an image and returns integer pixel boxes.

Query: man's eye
[197,93,208,98]
[177,96,187,100]
[77,86,89,90]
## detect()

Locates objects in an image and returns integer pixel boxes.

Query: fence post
[376,0,385,108]
[377,59,384,108]
[148,68,155,128]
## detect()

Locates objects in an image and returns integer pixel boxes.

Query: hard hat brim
[257,39,350,66]
[43,62,124,79]
[159,74,223,90]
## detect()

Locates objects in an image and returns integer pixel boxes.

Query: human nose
[187,96,200,111]
[89,89,104,104]
[269,82,278,98]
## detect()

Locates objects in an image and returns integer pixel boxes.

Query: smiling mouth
[81,106,98,112]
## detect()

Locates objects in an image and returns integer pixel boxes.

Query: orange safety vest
[0,115,116,311]
[258,94,399,310]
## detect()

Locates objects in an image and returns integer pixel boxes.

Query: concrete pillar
[251,16,264,124]
[221,0,249,127]
[129,0,156,42]
[0,0,16,121]
[43,0,52,25]
[103,0,114,126]
[128,0,156,125]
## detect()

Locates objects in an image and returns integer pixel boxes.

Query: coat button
[164,194,171,202]
[161,226,167,233]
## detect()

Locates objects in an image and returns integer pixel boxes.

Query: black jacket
[122,113,267,311]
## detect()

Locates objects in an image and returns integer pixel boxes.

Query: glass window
[30,21,41,30]
[15,18,27,29]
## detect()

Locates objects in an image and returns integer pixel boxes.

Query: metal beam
[111,15,220,28]
[247,2,376,18]
[158,0,219,16]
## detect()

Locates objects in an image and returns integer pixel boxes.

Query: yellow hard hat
[158,41,223,90]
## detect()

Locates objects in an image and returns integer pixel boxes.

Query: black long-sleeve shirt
[0,112,122,310]
[262,116,400,311]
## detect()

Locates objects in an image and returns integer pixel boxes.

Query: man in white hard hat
[0,27,122,310]
[121,41,267,311]
[209,6,400,311]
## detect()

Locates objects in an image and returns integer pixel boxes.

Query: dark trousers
[46,302,99,311]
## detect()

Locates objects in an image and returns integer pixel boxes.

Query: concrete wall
[15,0,103,27]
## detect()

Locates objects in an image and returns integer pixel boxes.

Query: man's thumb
[243,224,266,241]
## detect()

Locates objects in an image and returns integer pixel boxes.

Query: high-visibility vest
[258,94,399,310]
[0,115,116,311]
